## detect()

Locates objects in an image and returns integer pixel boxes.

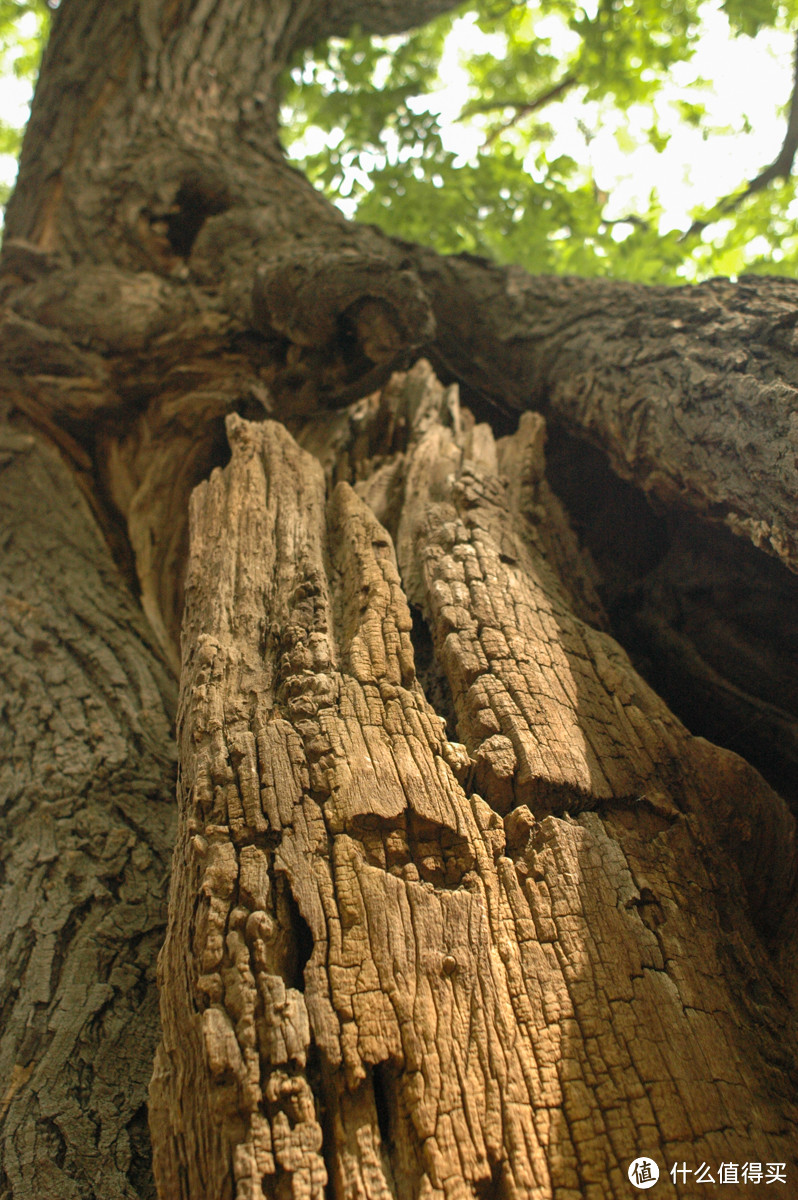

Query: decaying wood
[151,365,798,1199]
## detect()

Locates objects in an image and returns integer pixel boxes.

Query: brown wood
[0,2,797,1197]
[0,419,176,1198]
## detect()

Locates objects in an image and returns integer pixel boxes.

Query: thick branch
[298,0,464,40]
[403,246,798,573]
[3,0,323,261]
[4,0,466,263]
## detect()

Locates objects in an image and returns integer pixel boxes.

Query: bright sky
[1,1,794,246]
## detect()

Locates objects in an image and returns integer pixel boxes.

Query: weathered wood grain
[0,0,796,1193]
[152,380,798,1198]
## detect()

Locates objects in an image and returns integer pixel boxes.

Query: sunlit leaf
[1,0,795,288]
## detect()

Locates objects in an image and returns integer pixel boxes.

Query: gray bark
[0,417,176,1198]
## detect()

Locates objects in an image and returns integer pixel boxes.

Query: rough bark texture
[409,257,798,573]
[1,0,797,1196]
[0,413,176,1198]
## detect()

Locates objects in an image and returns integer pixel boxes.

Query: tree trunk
[150,367,798,1199]
[0,420,176,1198]
[1,2,797,1198]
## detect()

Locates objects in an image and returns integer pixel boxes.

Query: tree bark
[1,1,797,1197]
[0,417,176,1198]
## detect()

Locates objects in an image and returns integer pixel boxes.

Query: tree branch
[402,244,798,573]
[462,74,578,119]
[683,28,798,239]
[598,213,651,231]
[459,74,578,148]
[298,0,464,42]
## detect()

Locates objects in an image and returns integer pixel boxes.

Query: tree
[1,1,797,1197]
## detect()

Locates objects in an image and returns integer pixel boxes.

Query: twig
[599,213,651,232]
[459,74,578,148]
[681,29,798,240]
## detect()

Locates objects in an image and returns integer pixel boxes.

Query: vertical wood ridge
[151,383,798,1200]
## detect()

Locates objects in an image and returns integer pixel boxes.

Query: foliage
[280,0,798,282]
[0,0,49,204]
[1,0,796,282]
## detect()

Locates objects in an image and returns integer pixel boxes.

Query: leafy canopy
[280,0,798,282]
[1,0,797,282]
[0,0,49,204]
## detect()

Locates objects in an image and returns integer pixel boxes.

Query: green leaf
[0,0,793,287]
[721,0,779,37]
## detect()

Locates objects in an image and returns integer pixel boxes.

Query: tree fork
[0,1,797,1197]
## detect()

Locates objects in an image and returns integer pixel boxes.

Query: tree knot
[252,251,435,411]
